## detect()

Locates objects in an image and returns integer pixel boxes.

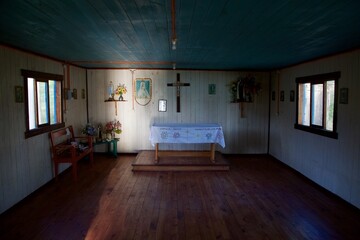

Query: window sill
[25,123,65,139]
[294,124,338,139]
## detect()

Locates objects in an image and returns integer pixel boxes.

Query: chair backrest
[50,126,74,147]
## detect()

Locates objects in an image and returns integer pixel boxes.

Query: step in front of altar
[132,150,230,172]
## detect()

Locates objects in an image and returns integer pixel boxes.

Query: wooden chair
[50,126,93,181]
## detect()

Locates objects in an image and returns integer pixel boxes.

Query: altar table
[150,123,225,163]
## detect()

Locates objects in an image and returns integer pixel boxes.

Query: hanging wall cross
[167,73,190,112]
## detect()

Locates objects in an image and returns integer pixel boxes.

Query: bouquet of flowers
[82,123,96,136]
[105,120,122,134]
[115,84,127,95]
[228,75,261,102]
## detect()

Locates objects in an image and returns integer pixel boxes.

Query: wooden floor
[1,154,360,240]
[132,150,230,171]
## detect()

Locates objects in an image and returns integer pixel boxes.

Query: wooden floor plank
[132,150,230,172]
[1,154,360,240]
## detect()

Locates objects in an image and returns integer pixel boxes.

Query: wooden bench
[50,126,93,181]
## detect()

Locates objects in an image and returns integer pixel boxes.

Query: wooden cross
[167,73,190,112]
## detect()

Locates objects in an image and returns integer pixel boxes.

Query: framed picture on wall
[290,90,295,102]
[158,99,167,112]
[72,88,77,99]
[81,89,86,99]
[271,91,276,101]
[14,86,24,103]
[208,84,216,95]
[280,91,284,102]
[135,78,152,106]
[339,88,348,104]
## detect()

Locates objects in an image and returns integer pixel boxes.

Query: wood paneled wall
[269,50,360,209]
[0,46,270,214]
[1,43,359,214]
[0,46,87,214]
[87,70,270,154]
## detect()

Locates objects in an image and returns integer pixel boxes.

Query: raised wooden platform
[132,150,230,171]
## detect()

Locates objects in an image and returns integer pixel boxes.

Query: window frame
[22,70,65,138]
[294,71,340,139]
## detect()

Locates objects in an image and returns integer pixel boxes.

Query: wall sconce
[172,63,176,70]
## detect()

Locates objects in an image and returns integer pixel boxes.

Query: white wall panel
[269,50,360,209]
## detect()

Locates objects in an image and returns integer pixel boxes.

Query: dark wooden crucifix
[167,73,190,112]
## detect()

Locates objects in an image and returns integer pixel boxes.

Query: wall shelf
[104,99,127,102]
[105,99,127,116]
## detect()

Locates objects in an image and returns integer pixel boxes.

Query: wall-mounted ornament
[81,89,85,99]
[228,76,261,118]
[158,99,167,112]
[208,84,216,95]
[280,90,284,102]
[339,88,348,104]
[229,76,261,103]
[271,91,276,101]
[105,83,128,116]
[64,88,72,100]
[72,88,77,99]
[130,69,136,110]
[167,73,190,112]
[290,90,295,102]
[135,78,152,106]
[14,86,24,103]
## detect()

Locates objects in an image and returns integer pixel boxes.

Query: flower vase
[119,94,123,101]
[106,132,112,140]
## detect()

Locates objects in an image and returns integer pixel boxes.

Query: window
[22,70,65,138]
[295,72,340,139]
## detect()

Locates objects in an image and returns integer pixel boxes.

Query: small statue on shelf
[107,81,114,100]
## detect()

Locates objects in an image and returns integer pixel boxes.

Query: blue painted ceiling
[1,0,360,70]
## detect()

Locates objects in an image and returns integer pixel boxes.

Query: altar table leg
[155,143,159,163]
[210,143,215,162]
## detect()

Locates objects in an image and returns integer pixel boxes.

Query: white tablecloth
[150,123,225,148]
